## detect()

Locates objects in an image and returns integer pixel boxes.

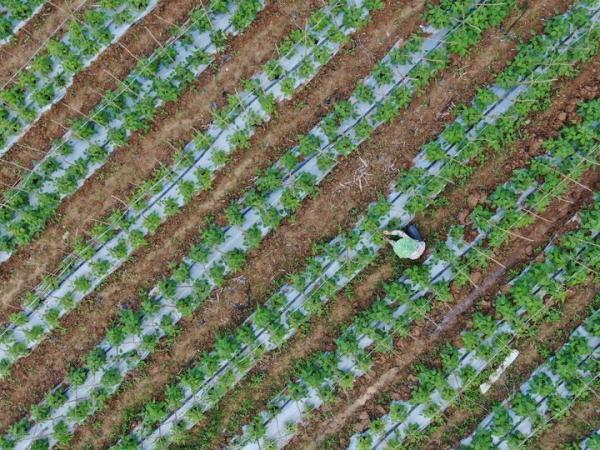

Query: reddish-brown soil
[0,0,320,314]
[426,285,599,449]
[0,0,202,188]
[67,2,436,447]
[530,395,600,450]
[186,59,600,448]
[0,0,591,442]
[289,157,600,449]
[291,168,599,449]
[178,257,398,448]
[0,0,420,434]
[57,0,579,446]
[281,23,600,444]
[0,0,89,83]
[234,0,578,300]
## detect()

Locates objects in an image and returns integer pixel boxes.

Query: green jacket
[392,236,425,259]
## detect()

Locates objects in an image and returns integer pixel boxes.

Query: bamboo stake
[103,68,140,97]
[0,157,31,172]
[470,244,507,269]
[60,99,104,127]
[116,41,146,65]
[0,0,87,91]
[144,25,165,51]
[522,207,554,224]
[548,165,593,192]
[48,117,70,133]
[111,194,128,208]
[573,259,598,277]
[15,142,48,156]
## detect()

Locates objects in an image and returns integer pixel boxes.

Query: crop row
[101,1,600,446]
[0,0,516,446]
[362,274,599,450]
[0,0,45,44]
[348,185,599,449]
[246,216,600,449]
[344,100,600,450]
[0,0,379,380]
[0,0,434,378]
[462,303,599,449]
[5,0,600,442]
[110,1,600,448]
[0,0,384,447]
[233,103,600,450]
[0,0,266,258]
[2,0,519,377]
[0,0,163,157]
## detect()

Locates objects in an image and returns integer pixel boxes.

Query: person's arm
[384,230,409,239]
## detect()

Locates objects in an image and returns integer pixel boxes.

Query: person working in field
[383,224,426,260]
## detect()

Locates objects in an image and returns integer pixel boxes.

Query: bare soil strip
[0,0,576,438]
[0,0,202,189]
[234,0,576,299]
[287,49,600,443]
[178,258,398,448]
[0,0,420,435]
[290,156,600,450]
[184,162,538,447]
[0,0,592,446]
[58,1,575,446]
[0,0,319,313]
[291,166,600,449]
[0,0,89,83]
[67,2,436,447]
[426,286,599,450]
[530,393,600,450]
[185,59,600,447]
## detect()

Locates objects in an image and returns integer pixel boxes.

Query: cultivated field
[0,0,598,449]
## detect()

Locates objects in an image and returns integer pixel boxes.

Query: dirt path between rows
[0,0,89,84]
[293,166,599,449]
[180,258,398,448]
[0,0,317,315]
[56,0,580,446]
[232,0,578,299]
[282,19,600,443]
[184,32,600,442]
[0,0,582,437]
[0,0,202,188]
[289,42,600,442]
[427,285,599,449]
[187,47,600,444]
[0,0,416,436]
[68,2,433,447]
[48,0,568,446]
[531,392,600,450]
